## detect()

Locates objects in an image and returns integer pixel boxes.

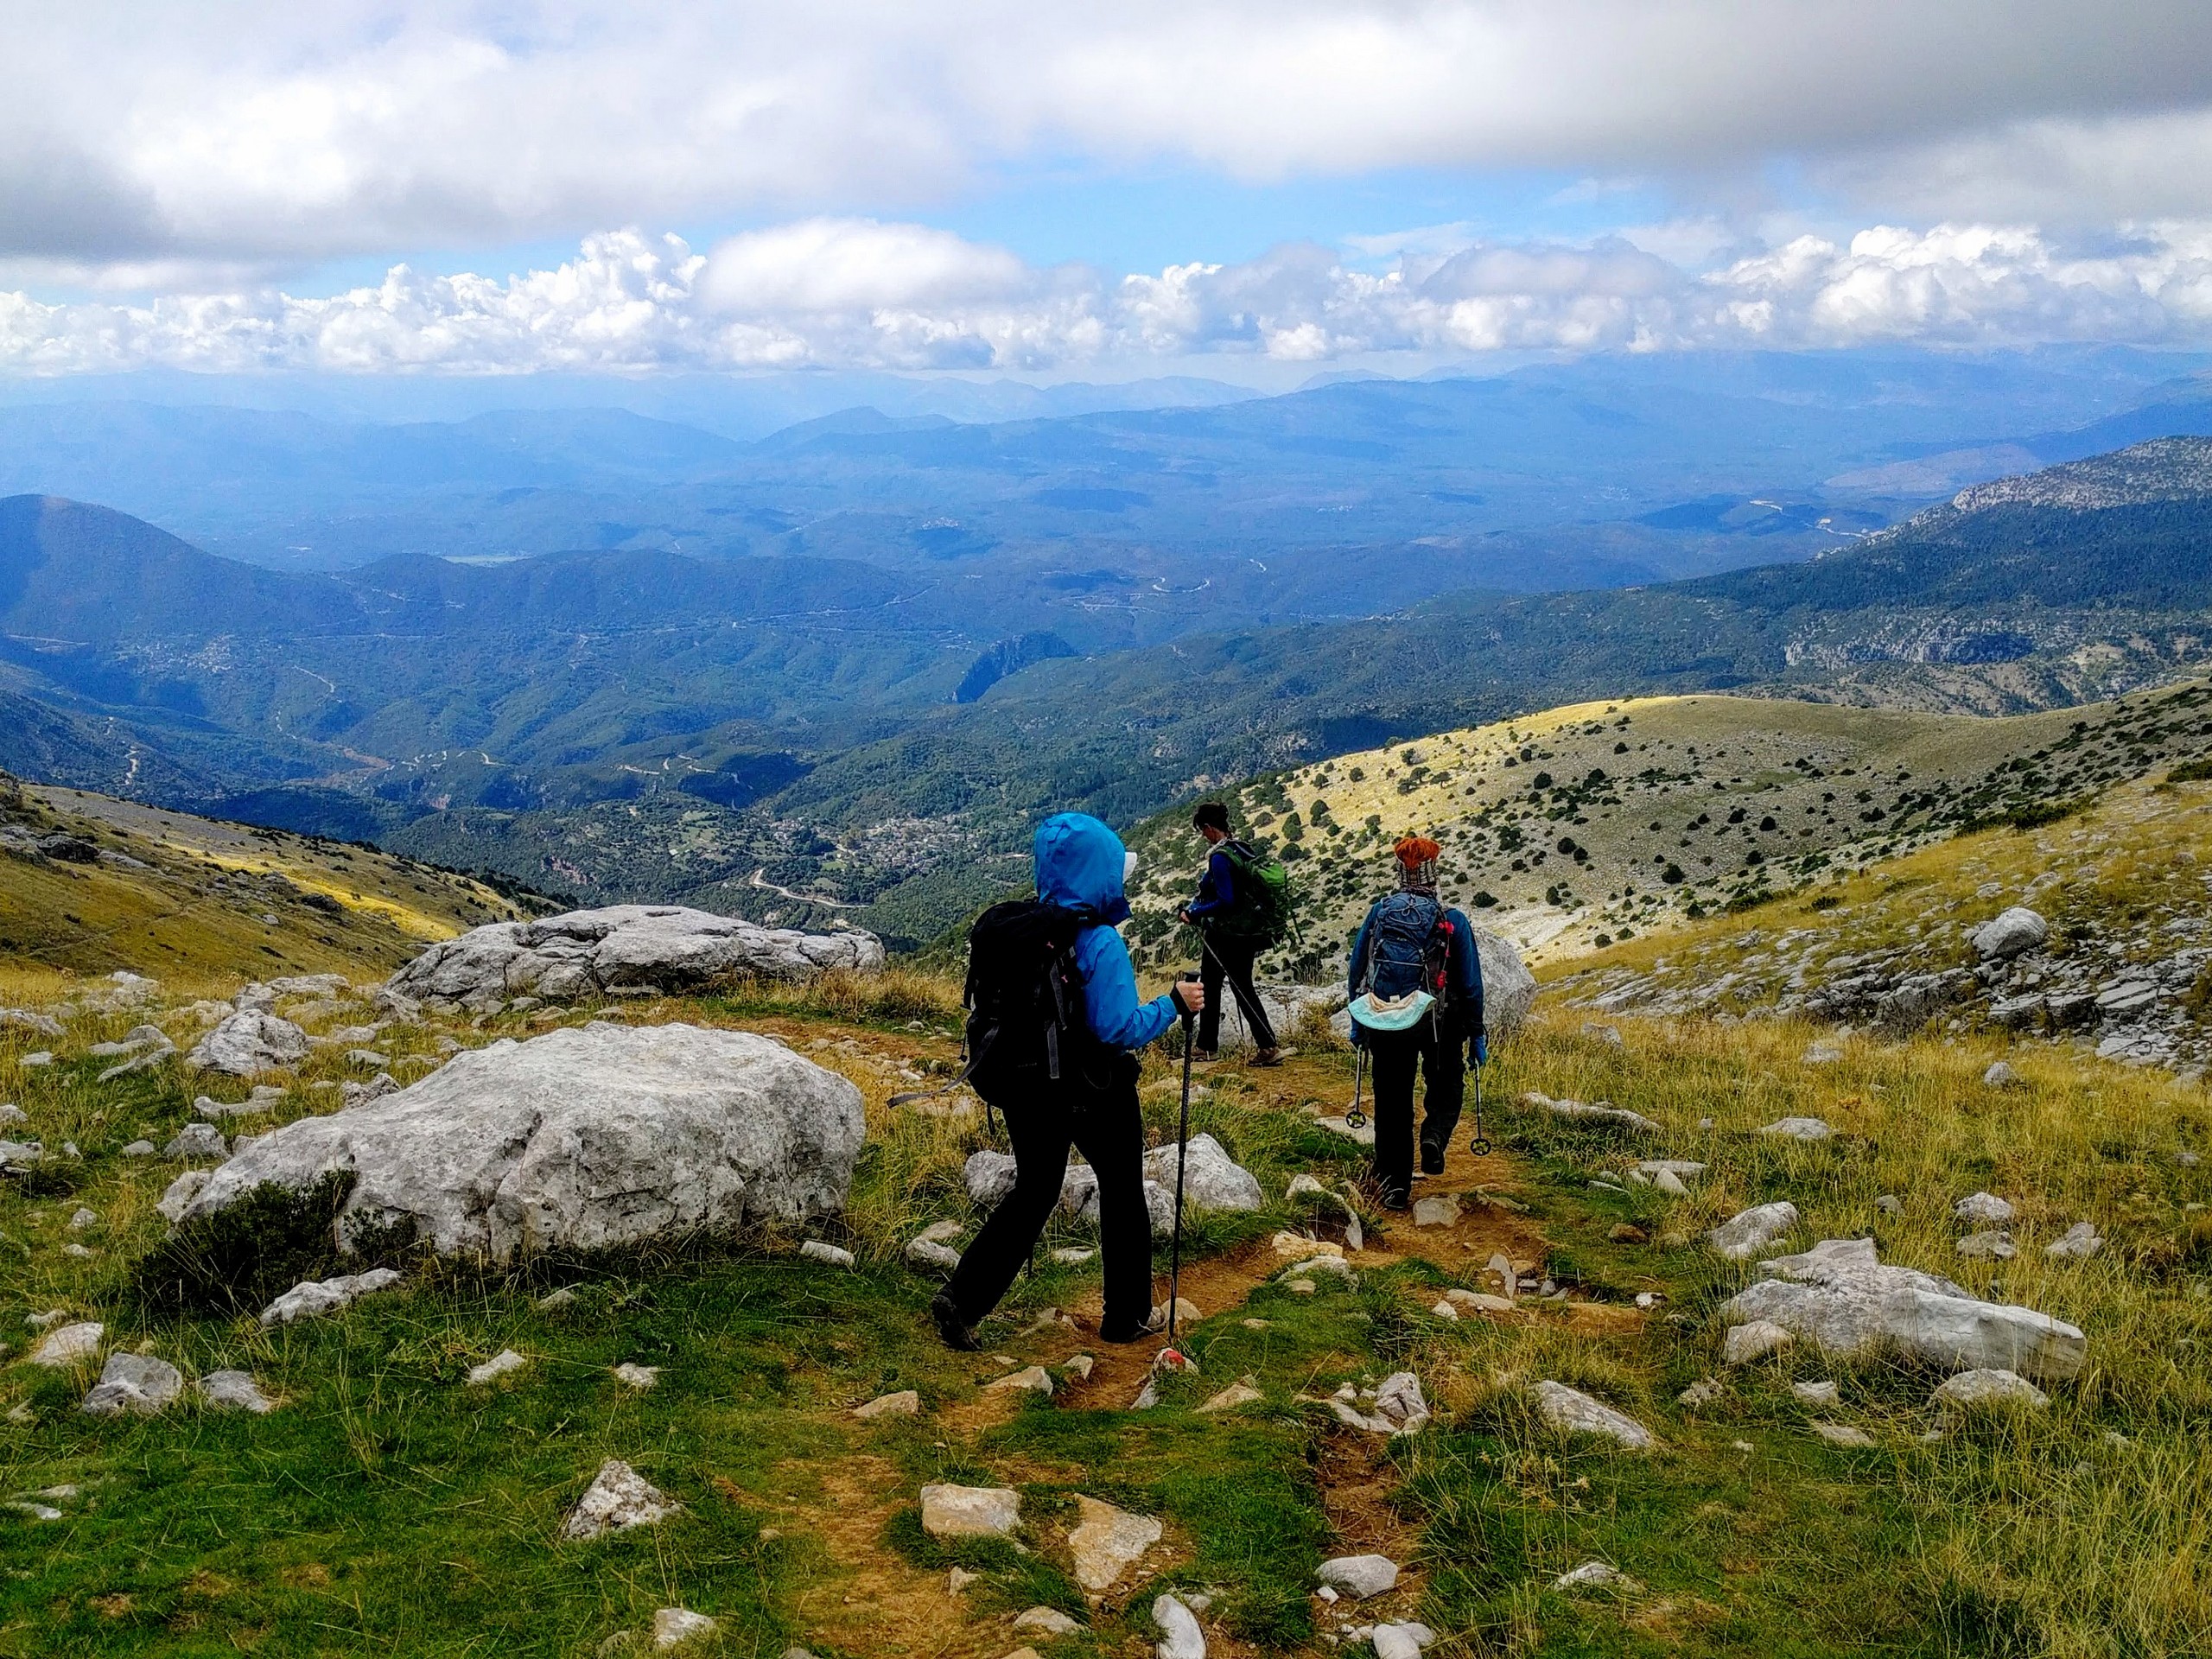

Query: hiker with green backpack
[1179,802,1290,1066]
[1346,834,1486,1210]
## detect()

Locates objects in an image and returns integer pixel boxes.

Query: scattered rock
[1790,1379,1840,1405]
[906,1236,963,1270]
[25,1321,103,1367]
[985,1366,1054,1396]
[1874,1194,1903,1216]
[1811,1421,1875,1447]
[81,1351,184,1416]
[467,1349,528,1385]
[1413,1194,1459,1228]
[1521,1091,1661,1135]
[258,1268,404,1326]
[1316,1554,1398,1599]
[1532,1381,1656,1449]
[1983,1061,2021,1088]
[919,1483,1020,1540]
[1067,1495,1162,1590]
[1052,1247,1095,1265]
[1061,1355,1094,1381]
[387,905,884,1007]
[1707,1201,1799,1261]
[200,1370,276,1413]
[651,1608,716,1650]
[0,1009,62,1037]
[1722,1236,2087,1381]
[1148,1298,1204,1331]
[1198,1378,1264,1413]
[854,1389,920,1420]
[121,1140,156,1158]
[163,1123,227,1161]
[179,1024,866,1262]
[1973,907,2049,961]
[1373,1371,1430,1433]
[1371,1624,1437,1659]
[537,1287,580,1311]
[1801,1039,1844,1065]
[612,1363,661,1390]
[1954,1192,2017,1225]
[1759,1116,1834,1141]
[965,1150,1020,1206]
[156,1170,213,1224]
[1677,1378,1723,1407]
[1152,1593,1206,1659]
[188,1011,312,1076]
[798,1241,855,1268]
[1651,1168,1689,1197]
[1608,1222,1649,1244]
[1955,1230,2017,1260]
[1140,1134,1263,1212]
[2046,1221,2103,1260]
[1554,1560,1641,1592]
[67,1206,96,1231]
[1931,1369,2050,1411]
[563,1459,680,1541]
[1013,1607,1081,1637]
[1447,1288,1516,1313]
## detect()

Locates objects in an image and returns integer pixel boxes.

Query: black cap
[1192,802,1230,832]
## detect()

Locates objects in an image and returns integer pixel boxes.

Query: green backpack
[1216,837,1294,947]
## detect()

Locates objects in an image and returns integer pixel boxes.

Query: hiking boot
[1420,1141,1446,1177]
[1097,1319,1149,1344]
[1251,1046,1286,1067]
[1190,1048,1218,1065]
[929,1293,982,1352]
[1377,1184,1412,1212]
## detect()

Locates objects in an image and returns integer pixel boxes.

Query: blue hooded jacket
[1033,812,1179,1052]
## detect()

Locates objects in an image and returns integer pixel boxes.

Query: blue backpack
[1357,891,1446,1001]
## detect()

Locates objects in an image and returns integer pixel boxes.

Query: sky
[5,1,2212,381]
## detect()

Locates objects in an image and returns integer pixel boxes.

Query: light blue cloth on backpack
[1348,988,1434,1031]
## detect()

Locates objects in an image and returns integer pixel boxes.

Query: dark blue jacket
[1185,844,1236,921]
[1034,812,1179,1051]
[1347,893,1484,1034]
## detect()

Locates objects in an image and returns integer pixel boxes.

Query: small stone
[1241,1318,1270,1330]
[985,1366,1054,1396]
[1801,1040,1843,1065]
[1153,1592,1206,1659]
[1061,1354,1094,1381]
[26,1321,103,1366]
[1811,1422,1875,1447]
[121,1140,156,1157]
[200,1370,276,1413]
[854,1389,920,1420]
[1791,1380,1840,1405]
[1554,1560,1641,1592]
[81,1351,185,1416]
[1722,1321,1794,1365]
[1608,1223,1648,1244]
[563,1459,680,1541]
[1874,1194,1903,1215]
[1067,1494,1163,1590]
[67,1207,97,1231]
[612,1363,661,1390]
[651,1609,716,1649]
[1532,1381,1656,1448]
[1955,1230,2017,1260]
[1930,1369,2050,1411]
[1707,1202,1799,1261]
[1652,1168,1689,1197]
[1759,1116,1833,1141]
[919,1483,1020,1540]
[798,1241,855,1268]
[1446,1289,1516,1313]
[947,1567,978,1594]
[906,1237,963,1270]
[2046,1221,2102,1260]
[1013,1606,1081,1637]
[1147,1298,1202,1330]
[1316,1554,1398,1599]
[1198,1378,1264,1413]
[163,1123,227,1160]
[1983,1061,2019,1088]
[1430,1300,1459,1321]
[1412,1195,1459,1227]
[1678,1379,1722,1407]
[1371,1623,1436,1659]
[1052,1247,1095,1265]
[26,1308,67,1329]
[537,1287,581,1311]
[1953,1192,2017,1225]
[1288,1279,1316,1294]
[258,1268,403,1326]
[467,1349,527,1386]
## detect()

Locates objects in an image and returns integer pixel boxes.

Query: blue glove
[1472,1032,1489,1066]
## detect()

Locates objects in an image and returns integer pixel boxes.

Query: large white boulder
[387,905,884,1008]
[188,1011,312,1076]
[1973,906,2050,961]
[172,1023,865,1262]
[1141,1135,1263,1212]
[1707,1201,1800,1261]
[1722,1236,2087,1382]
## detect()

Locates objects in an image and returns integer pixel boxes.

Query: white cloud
[8,217,2212,376]
[5,3,2212,274]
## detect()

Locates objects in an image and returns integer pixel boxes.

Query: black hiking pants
[943,1069,1154,1337]
[1198,931,1277,1053]
[1365,1014,1465,1202]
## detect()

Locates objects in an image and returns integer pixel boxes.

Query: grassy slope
[0,776,530,1003]
[1125,679,2212,976]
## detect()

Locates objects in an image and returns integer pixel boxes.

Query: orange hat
[1393,835,1442,868]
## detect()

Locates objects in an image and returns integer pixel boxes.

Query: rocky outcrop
[1723,1236,2087,1382]
[388,905,884,1010]
[175,1023,865,1262]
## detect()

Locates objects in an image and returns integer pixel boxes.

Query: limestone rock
[906,1236,963,1270]
[156,1169,213,1224]
[1532,1381,1656,1449]
[1791,1379,1840,1405]
[1152,1593,1205,1659]
[1371,1624,1438,1659]
[1413,1194,1459,1227]
[965,1149,1020,1206]
[920,1482,1020,1540]
[120,1140,156,1158]
[1759,1116,1834,1141]
[1316,1554,1398,1599]
[1554,1560,1641,1592]
[1474,930,1539,1036]
[854,1389,919,1420]
[798,1241,855,1268]
[1983,1060,2021,1088]
[387,905,883,1008]
[1374,1371,1430,1433]
[200,1370,276,1413]
[613,1363,661,1389]
[1707,1201,1799,1261]
[467,1349,528,1385]
[2046,1221,2103,1260]
[1677,1378,1723,1407]
[188,1011,312,1076]
[1722,1236,2086,1382]
[1974,907,2049,961]
[81,1351,184,1416]
[1198,1379,1264,1413]
[985,1366,1053,1396]
[1067,1495,1162,1591]
[177,1024,865,1262]
[1722,1320,1795,1365]
[651,1608,716,1649]
[1141,1135,1262,1212]
[1931,1369,2050,1411]
[1955,1230,2017,1260]
[1522,1091,1661,1135]
[1954,1192,2017,1224]
[1013,1607,1081,1637]
[163,1123,227,1161]
[258,1268,404,1326]
[25,1321,102,1366]
[563,1459,680,1541]
[1811,1421,1875,1447]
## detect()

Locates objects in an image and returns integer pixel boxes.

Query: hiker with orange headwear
[1345,834,1485,1209]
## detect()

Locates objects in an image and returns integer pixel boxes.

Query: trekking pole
[1467,1052,1491,1157]
[1345,1043,1368,1130]
[1166,971,1200,1345]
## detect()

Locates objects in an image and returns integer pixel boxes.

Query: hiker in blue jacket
[934,812,1204,1351]
[1179,801,1283,1065]
[1346,835,1485,1208]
